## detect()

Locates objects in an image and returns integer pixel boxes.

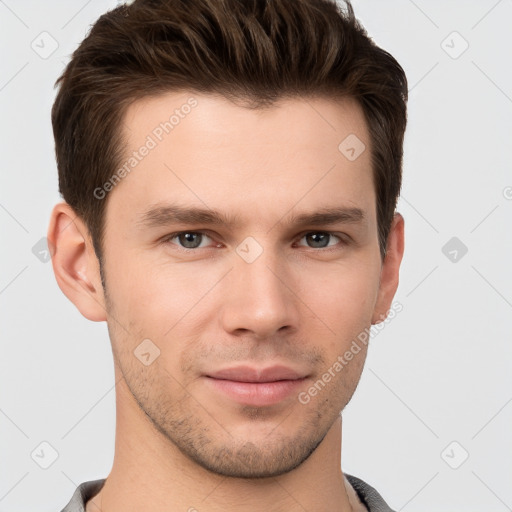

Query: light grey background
[1,0,511,510]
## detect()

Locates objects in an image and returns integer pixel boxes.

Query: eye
[161,230,347,252]
[296,232,344,249]
[163,231,214,249]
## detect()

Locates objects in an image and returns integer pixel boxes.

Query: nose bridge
[219,240,299,337]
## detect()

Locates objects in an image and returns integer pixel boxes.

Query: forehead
[109,91,375,227]
[122,91,370,151]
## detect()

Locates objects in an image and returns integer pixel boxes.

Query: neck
[88,378,355,512]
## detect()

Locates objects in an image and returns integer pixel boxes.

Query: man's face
[101,92,385,478]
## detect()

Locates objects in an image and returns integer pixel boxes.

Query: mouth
[204,365,309,407]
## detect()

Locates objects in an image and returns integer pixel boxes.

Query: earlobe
[47,202,107,322]
[371,212,405,324]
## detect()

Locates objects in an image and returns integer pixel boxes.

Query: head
[49,0,407,479]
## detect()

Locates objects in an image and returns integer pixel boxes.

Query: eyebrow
[137,203,365,230]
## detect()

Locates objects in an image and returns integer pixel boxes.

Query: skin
[48,92,404,512]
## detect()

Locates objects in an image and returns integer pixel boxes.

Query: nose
[219,249,300,339]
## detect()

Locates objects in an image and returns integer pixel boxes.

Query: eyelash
[160,230,349,252]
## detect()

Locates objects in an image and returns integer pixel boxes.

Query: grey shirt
[60,474,395,512]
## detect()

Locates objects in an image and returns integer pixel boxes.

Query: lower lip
[205,377,307,406]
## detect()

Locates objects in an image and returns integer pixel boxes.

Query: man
[49,0,407,510]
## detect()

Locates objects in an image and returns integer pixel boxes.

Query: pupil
[308,233,329,248]
[180,233,201,248]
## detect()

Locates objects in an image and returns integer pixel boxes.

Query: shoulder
[60,479,106,512]
[345,474,396,512]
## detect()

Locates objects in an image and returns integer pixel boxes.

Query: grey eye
[301,232,340,248]
[177,232,204,248]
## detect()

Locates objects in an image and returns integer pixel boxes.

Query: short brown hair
[52,0,407,263]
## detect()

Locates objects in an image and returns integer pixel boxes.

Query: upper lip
[206,365,307,383]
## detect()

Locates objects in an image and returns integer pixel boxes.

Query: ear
[371,212,405,324]
[47,202,107,322]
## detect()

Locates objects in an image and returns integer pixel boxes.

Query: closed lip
[205,365,307,383]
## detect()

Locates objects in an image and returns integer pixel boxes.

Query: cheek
[102,243,227,376]
[105,255,227,341]
[299,260,380,327]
